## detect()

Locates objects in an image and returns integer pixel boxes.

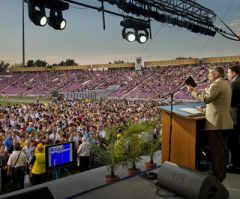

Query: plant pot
[144,162,157,170]
[127,168,141,176]
[104,175,120,184]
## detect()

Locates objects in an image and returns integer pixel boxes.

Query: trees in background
[52,59,78,67]
[0,61,10,72]
[7,58,78,69]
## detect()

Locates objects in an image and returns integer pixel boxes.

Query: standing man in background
[227,65,240,174]
[37,96,39,103]
[7,144,27,190]
[187,66,233,182]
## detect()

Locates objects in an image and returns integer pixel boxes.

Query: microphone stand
[159,83,187,162]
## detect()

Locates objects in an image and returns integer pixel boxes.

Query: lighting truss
[25,0,240,41]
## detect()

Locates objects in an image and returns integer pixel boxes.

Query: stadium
[1,0,240,199]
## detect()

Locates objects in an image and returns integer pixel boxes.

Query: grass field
[0,101,29,107]
[1,96,49,101]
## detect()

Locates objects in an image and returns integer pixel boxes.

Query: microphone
[196,78,208,83]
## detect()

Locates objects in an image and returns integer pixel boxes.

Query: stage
[1,153,240,199]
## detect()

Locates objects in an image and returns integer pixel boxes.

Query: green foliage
[55,59,78,66]
[34,59,48,67]
[26,59,49,67]
[10,63,22,68]
[142,118,162,164]
[26,60,34,67]
[0,61,10,72]
[120,120,149,171]
[113,60,124,64]
[93,126,125,178]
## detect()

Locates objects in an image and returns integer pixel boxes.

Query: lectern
[158,103,205,169]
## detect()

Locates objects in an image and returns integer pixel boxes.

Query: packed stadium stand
[1,64,230,102]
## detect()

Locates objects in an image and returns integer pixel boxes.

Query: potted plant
[142,118,162,170]
[121,120,149,176]
[94,125,125,184]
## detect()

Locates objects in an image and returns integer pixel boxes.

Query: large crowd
[0,63,239,194]
[0,98,162,191]
[0,64,233,101]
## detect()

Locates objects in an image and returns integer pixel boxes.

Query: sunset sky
[0,0,239,66]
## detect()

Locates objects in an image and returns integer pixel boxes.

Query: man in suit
[187,66,233,182]
[227,65,240,173]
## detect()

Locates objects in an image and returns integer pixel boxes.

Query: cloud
[234,33,240,40]
[227,49,233,52]
[228,19,240,40]
[229,19,240,27]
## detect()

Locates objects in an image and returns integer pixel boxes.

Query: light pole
[22,0,25,67]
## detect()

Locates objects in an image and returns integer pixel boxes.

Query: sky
[0,0,239,66]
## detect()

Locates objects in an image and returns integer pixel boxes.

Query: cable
[70,5,88,9]
[195,0,236,58]
[139,25,163,57]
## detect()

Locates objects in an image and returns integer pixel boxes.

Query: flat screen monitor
[45,141,74,170]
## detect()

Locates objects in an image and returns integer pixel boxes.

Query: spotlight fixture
[126,31,136,42]
[27,0,47,27]
[26,0,69,30]
[137,33,147,43]
[48,10,66,30]
[120,19,150,44]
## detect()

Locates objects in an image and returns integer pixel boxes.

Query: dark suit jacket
[230,76,240,127]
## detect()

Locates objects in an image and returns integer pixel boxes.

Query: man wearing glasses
[187,66,233,182]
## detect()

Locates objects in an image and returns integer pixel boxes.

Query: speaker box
[2,187,54,199]
[157,161,229,199]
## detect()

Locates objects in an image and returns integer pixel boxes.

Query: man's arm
[29,155,36,168]
[8,145,13,156]
[190,82,221,104]
[7,165,11,175]
[77,144,82,155]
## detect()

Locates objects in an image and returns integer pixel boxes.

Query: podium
[158,103,205,169]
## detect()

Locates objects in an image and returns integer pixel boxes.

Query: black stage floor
[1,153,240,199]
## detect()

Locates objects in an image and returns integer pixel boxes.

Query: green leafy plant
[142,118,162,164]
[121,120,149,171]
[93,126,125,178]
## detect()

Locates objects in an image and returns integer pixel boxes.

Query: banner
[144,58,199,66]
[9,67,47,72]
[202,55,240,64]
[92,62,135,69]
[53,65,91,70]
[135,57,142,70]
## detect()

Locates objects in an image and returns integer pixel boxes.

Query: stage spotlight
[34,10,47,26]
[48,10,66,30]
[27,0,47,27]
[137,33,147,43]
[121,19,150,43]
[126,32,136,42]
